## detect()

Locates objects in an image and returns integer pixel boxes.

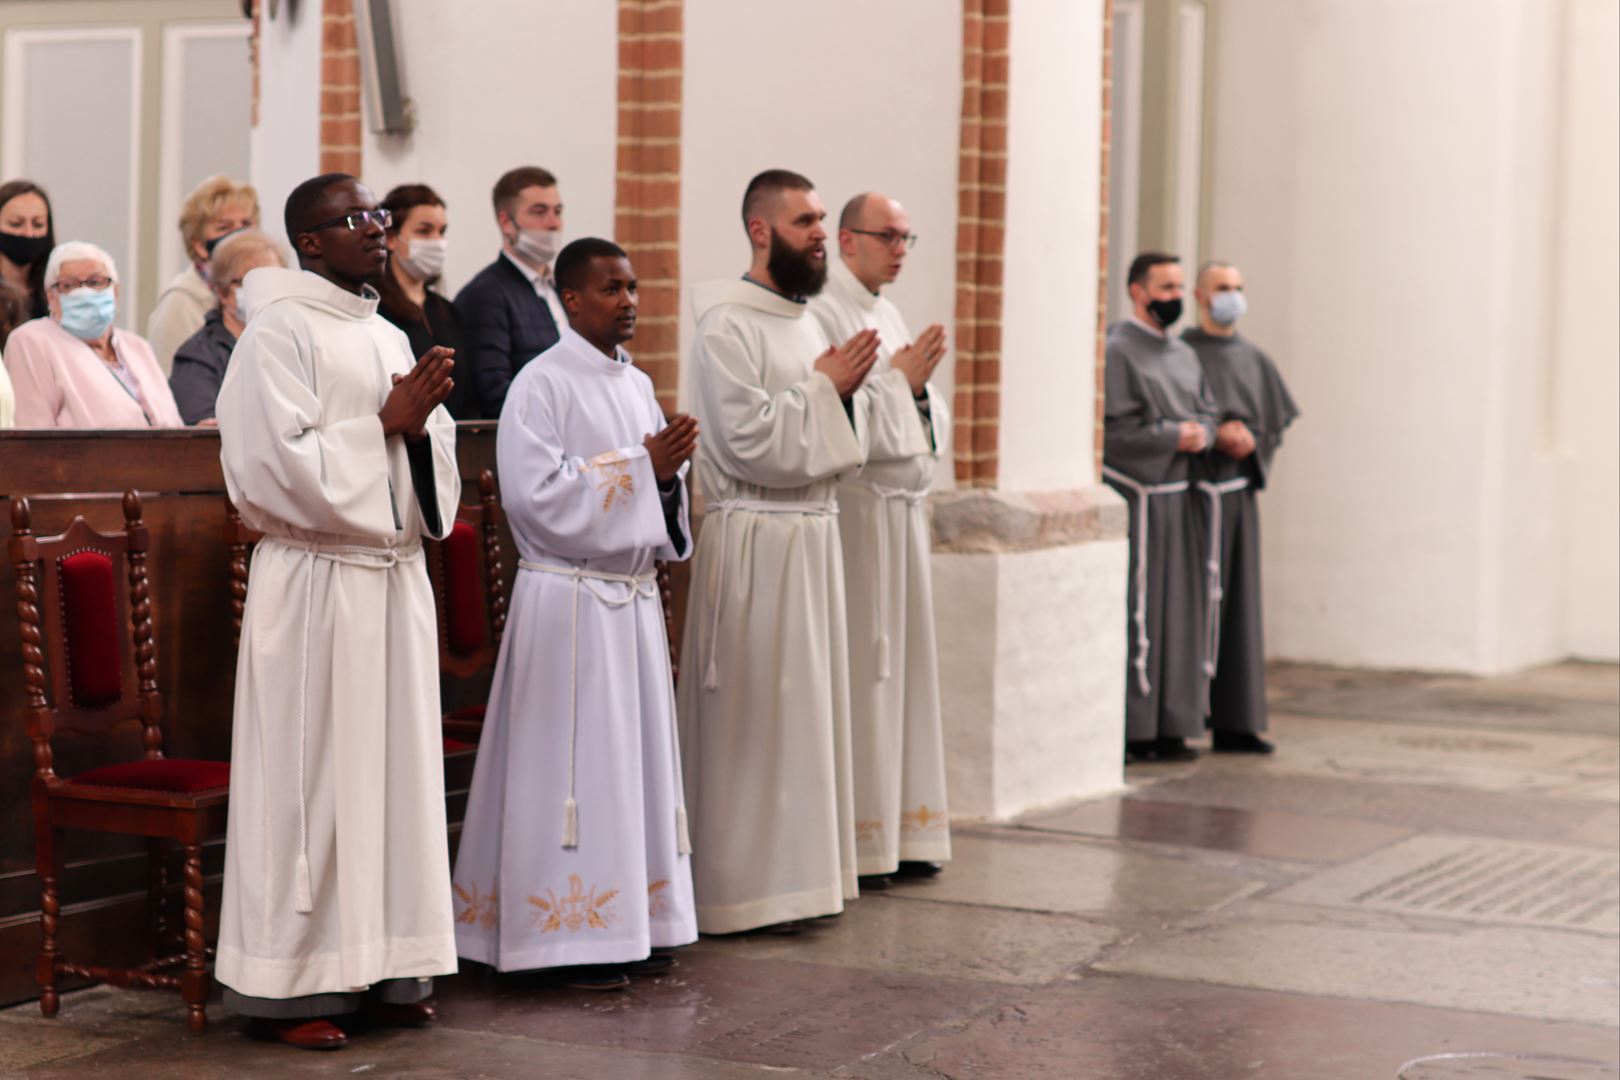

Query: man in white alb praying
[678,169,924,935]
[452,238,699,991]
[215,173,460,1051]
[807,192,951,889]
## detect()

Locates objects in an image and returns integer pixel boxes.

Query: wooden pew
[0,425,504,1008]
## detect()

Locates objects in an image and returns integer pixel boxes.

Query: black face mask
[1146,297,1183,329]
[0,231,52,268]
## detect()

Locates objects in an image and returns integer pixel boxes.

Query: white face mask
[395,236,448,281]
[512,227,562,268]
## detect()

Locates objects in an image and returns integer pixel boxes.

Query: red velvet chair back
[8,492,166,784]
[426,469,506,679]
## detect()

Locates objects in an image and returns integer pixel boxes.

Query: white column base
[930,484,1130,821]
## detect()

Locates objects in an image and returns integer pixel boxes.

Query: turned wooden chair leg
[34,823,63,1018]
[145,839,169,958]
[181,842,208,1034]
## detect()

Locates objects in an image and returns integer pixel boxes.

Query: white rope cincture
[266,536,421,914]
[1195,477,1251,684]
[519,560,658,849]
[1101,466,1191,698]
[847,481,928,681]
[700,499,839,691]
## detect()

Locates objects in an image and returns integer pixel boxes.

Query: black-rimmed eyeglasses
[848,228,918,251]
[307,209,393,233]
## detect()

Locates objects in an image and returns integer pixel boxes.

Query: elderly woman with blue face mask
[2,241,182,428]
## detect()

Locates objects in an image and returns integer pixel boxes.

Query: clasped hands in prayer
[1176,418,1255,458]
[645,413,700,482]
[382,345,456,440]
[814,324,949,399]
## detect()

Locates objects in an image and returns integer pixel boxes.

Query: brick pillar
[1095,0,1115,472]
[249,0,261,128]
[319,0,362,177]
[953,0,1010,489]
[615,0,683,410]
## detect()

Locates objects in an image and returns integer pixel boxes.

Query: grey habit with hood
[1103,319,1218,741]
[1181,327,1299,735]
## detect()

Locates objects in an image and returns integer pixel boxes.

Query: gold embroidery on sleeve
[528,873,620,933]
[583,452,636,512]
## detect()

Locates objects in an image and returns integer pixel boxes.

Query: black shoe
[858,874,892,891]
[1125,739,1159,763]
[1153,737,1201,762]
[894,861,943,878]
[620,953,678,977]
[555,966,630,991]
[1212,732,1275,754]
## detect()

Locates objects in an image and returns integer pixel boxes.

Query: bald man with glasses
[808,192,951,890]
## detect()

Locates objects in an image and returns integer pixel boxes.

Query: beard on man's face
[767,228,827,298]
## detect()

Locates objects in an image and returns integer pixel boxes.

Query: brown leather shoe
[361,1000,437,1028]
[263,1018,348,1050]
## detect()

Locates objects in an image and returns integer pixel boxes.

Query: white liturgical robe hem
[452,329,697,970]
[214,267,460,1000]
[809,258,952,874]
[678,278,864,934]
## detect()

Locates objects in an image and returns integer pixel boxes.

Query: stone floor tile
[1095,912,1620,1025]
[834,973,1620,1080]
[0,1018,121,1069]
[21,1023,823,1079]
[1266,681,1620,737]
[432,949,1012,1071]
[1129,769,1606,844]
[902,830,1262,919]
[696,890,1118,985]
[1019,795,1413,863]
[1569,806,1620,849]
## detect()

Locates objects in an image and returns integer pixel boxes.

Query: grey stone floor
[2,662,1616,1078]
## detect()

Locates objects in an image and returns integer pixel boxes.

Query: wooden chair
[426,470,507,746]
[222,497,262,651]
[9,492,228,1034]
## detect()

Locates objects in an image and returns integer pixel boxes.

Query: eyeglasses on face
[307,209,393,233]
[848,228,918,251]
[52,276,114,293]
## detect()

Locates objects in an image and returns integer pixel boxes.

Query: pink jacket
[3,316,183,429]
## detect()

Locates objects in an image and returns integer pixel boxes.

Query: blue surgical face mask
[57,287,118,340]
[1209,290,1247,326]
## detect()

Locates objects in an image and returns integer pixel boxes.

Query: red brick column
[319,0,362,177]
[1095,0,1114,473]
[615,0,683,410]
[953,0,1010,489]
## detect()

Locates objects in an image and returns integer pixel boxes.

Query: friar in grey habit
[1103,252,1218,763]
[1181,260,1299,753]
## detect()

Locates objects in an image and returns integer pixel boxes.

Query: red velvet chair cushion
[58,550,124,709]
[72,758,230,794]
[441,521,486,656]
[443,737,475,754]
[445,703,486,724]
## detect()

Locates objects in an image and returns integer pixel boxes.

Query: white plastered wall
[1205,0,1609,674]
[1554,0,1619,660]
[248,2,321,239]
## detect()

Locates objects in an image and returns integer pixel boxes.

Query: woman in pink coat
[4,240,183,428]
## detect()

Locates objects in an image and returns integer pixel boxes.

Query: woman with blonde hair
[146,174,259,374]
[169,229,286,425]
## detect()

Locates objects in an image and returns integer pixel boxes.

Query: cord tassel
[293,854,314,914]
[877,634,891,681]
[675,806,692,855]
[562,797,579,848]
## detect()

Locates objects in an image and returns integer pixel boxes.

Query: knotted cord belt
[700,498,839,690]
[1101,466,1190,698]
[845,481,928,680]
[518,560,690,855]
[1194,476,1251,688]
[265,535,423,914]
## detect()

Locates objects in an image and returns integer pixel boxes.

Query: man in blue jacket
[453,166,566,417]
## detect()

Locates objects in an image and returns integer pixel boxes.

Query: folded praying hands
[890,324,947,395]
[645,413,700,482]
[381,346,455,440]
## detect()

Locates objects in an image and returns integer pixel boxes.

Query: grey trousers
[223,977,433,1019]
